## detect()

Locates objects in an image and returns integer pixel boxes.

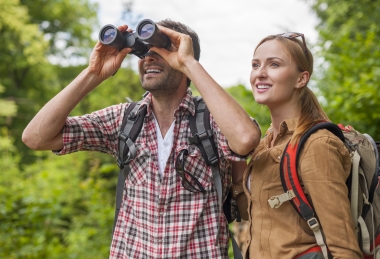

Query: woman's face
[250,39,306,110]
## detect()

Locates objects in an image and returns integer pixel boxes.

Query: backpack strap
[113,101,147,233]
[188,97,242,259]
[188,97,223,243]
[113,96,242,258]
[271,122,344,259]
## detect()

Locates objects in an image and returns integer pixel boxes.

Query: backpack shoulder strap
[188,97,243,258]
[113,101,147,233]
[274,122,343,259]
[188,96,224,243]
[274,122,344,216]
[188,96,219,166]
[117,101,147,170]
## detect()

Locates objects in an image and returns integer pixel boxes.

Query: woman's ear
[296,71,309,88]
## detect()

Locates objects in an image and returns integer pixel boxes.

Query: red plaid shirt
[55,89,246,258]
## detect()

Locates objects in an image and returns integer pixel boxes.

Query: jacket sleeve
[299,130,362,258]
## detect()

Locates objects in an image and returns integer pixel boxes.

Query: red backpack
[268,122,380,259]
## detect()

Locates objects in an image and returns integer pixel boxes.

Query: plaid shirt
[55,89,246,258]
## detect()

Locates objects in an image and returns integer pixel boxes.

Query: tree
[20,0,98,59]
[0,1,144,258]
[308,0,380,136]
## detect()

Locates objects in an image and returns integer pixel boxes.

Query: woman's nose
[257,66,267,78]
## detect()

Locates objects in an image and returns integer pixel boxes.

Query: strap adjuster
[209,155,219,167]
[307,217,320,232]
[118,132,130,142]
[127,111,140,122]
[188,130,213,144]
[116,159,123,169]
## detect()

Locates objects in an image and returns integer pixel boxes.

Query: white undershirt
[153,115,175,178]
[247,173,252,192]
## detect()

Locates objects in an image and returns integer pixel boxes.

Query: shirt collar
[138,88,196,117]
[266,117,299,136]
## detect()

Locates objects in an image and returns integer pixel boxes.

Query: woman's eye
[270,62,279,67]
[252,63,260,68]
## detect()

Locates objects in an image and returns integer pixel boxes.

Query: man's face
[138,50,185,96]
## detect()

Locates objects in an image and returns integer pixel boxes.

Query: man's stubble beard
[140,68,184,99]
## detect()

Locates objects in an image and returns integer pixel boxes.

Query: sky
[93,0,319,88]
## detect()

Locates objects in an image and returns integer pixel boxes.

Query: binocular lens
[98,19,171,58]
[136,19,171,50]
[102,28,117,43]
[139,23,154,38]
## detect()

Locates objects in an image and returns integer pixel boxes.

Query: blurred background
[0,0,379,258]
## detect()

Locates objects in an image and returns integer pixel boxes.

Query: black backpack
[114,96,242,259]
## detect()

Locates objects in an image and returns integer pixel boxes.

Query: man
[22,19,261,258]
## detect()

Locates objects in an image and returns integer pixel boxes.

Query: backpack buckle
[118,132,130,142]
[307,217,320,232]
[128,111,140,121]
[188,130,213,144]
[268,190,295,208]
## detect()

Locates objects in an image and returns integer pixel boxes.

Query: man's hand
[88,25,132,81]
[149,25,196,73]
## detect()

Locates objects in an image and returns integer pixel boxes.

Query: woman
[242,33,362,258]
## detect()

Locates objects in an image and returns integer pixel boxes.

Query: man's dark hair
[157,19,201,87]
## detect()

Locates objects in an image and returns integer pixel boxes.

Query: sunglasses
[175,149,206,193]
[277,32,309,61]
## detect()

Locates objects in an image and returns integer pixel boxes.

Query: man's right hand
[87,25,132,81]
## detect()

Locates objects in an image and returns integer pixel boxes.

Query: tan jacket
[242,118,362,259]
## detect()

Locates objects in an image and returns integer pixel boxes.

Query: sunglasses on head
[175,149,206,193]
[276,32,309,61]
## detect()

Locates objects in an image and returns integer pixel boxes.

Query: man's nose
[143,51,160,61]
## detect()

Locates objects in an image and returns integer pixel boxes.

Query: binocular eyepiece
[98,19,171,59]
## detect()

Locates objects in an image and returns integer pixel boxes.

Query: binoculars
[98,19,171,59]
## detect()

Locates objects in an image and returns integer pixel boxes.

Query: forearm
[184,60,260,155]
[22,68,103,150]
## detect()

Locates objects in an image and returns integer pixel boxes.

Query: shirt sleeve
[53,103,126,158]
[210,115,260,162]
[299,130,362,258]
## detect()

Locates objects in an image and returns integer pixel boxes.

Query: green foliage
[0,0,139,258]
[20,0,98,58]
[0,150,118,259]
[0,0,99,163]
[225,85,271,134]
[0,84,17,118]
[309,0,380,137]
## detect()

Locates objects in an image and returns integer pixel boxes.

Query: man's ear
[296,71,309,88]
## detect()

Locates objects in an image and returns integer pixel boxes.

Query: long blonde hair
[254,35,329,145]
